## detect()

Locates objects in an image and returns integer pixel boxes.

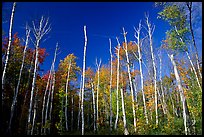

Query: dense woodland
[2,2,202,135]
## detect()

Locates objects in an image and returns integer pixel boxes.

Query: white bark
[114,37,120,130]
[81,25,88,135]
[96,58,101,131]
[122,27,136,132]
[134,21,149,124]
[109,38,113,132]
[91,81,96,132]
[28,16,51,135]
[8,25,30,133]
[174,26,202,92]
[2,2,16,103]
[77,73,82,130]
[65,59,72,131]
[31,88,39,135]
[71,94,74,131]
[168,54,188,135]
[120,88,129,135]
[145,16,158,125]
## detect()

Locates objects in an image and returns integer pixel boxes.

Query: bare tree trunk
[31,88,39,135]
[186,2,202,79]
[114,37,120,130]
[77,73,82,130]
[120,88,129,135]
[65,59,72,131]
[2,2,16,104]
[8,25,30,133]
[109,38,113,132]
[91,81,96,132]
[96,58,101,132]
[71,94,74,131]
[81,25,88,135]
[48,71,55,134]
[122,27,136,132]
[168,54,188,135]
[28,16,51,135]
[145,15,158,126]
[134,21,149,124]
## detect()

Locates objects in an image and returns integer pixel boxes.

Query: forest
[1,2,202,135]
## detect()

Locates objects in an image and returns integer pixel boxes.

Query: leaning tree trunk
[122,28,137,132]
[114,37,120,130]
[145,16,158,126]
[8,25,30,134]
[81,25,88,135]
[134,21,149,124]
[27,16,51,135]
[168,54,188,135]
[2,2,16,105]
[109,38,113,132]
[65,59,72,131]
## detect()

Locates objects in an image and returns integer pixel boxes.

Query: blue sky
[2,2,202,77]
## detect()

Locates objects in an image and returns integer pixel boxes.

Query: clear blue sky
[2,2,202,77]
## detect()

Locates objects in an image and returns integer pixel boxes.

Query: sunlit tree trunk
[91,80,96,133]
[122,27,136,132]
[114,37,120,130]
[81,25,88,135]
[8,25,30,134]
[2,2,16,105]
[96,58,101,132]
[109,38,113,132]
[28,16,51,135]
[168,54,188,135]
[65,59,72,131]
[134,21,149,124]
[77,73,82,130]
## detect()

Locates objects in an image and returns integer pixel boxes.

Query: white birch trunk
[168,54,188,135]
[96,58,101,131]
[81,25,88,135]
[120,88,129,135]
[28,16,51,135]
[134,21,149,124]
[91,81,96,132]
[31,88,39,135]
[114,37,120,130]
[109,38,113,132]
[77,73,82,130]
[71,94,74,131]
[2,2,16,103]
[145,16,158,126]
[122,27,136,132]
[8,25,30,133]
[65,59,72,131]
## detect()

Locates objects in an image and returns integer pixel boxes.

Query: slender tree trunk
[65,59,72,131]
[31,88,39,135]
[2,2,16,104]
[8,25,30,133]
[109,38,113,132]
[134,22,149,124]
[91,81,96,133]
[77,74,82,130]
[145,16,158,126]
[168,54,188,135]
[114,37,120,130]
[81,25,88,135]
[71,94,74,131]
[174,26,202,92]
[48,72,55,134]
[122,27,136,132]
[120,88,129,135]
[186,2,202,79]
[96,58,101,132]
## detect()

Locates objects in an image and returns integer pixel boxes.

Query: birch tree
[145,15,158,126]
[134,21,149,124]
[8,24,30,134]
[2,2,16,104]
[95,58,101,132]
[109,38,113,132]
[122,27,137,132]
[27,16,51,135]
[81,25,88,135]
